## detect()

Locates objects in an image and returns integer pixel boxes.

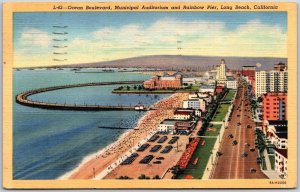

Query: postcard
[2,1,297,189]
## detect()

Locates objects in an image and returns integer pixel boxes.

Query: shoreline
[59,93,188,179]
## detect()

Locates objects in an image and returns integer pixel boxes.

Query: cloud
[14,18,287,67]
[20,28,51,47]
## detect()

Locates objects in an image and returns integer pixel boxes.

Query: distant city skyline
[14,12,287,67]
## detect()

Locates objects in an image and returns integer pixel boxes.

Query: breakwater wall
[16,81,147,111]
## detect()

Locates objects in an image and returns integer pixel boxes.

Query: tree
[138,85,142,90]
[126,86,130,91]
[257,97,263,103]
[138,174,146,179]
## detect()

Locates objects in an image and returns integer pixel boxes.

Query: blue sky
[13,12,287,67]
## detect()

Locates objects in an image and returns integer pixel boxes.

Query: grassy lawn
[211,104,231,122]
[262,159,267,170]
[223,90,236,101]
[269,155,275,170]
[177,137,217,179]
[205,124,222,137]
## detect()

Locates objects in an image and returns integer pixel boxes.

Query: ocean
[13,68,169,179]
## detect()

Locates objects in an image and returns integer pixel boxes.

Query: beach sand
[61,93,188,179]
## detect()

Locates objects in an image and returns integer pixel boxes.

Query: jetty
[16,81,149,111]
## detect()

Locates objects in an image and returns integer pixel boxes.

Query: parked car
[139,155,154,164]
[232,140,238,145]
[241,152,248,158]
[137,143,150,152]
[148,135,160,142]
[158,136,168,143]
[161,145,173,154]
[121,153,139,165]
[150,145,162,152]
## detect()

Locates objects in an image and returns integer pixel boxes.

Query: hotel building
[143,73,182,89]
[274,148,288,179]
[216,59,227,84]
[255,68,288,98]
[262,92,287,133]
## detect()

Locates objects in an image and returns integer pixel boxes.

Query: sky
[13,12,287,67]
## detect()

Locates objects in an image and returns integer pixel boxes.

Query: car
[137,143,150,152]
[247,125,251,128]
[158,136,168,143]
[232,140,238,145]
[216,151,223,157]
[121,153,139,165]
[250,168,256,173]
[161,145,173,154]
[256,157,262,163]
[168,137,179,144]
[139,155,154,164]
[244,143,250,147]
[150,145,162,152]
[156,157,165,160]
[228,134,234,139]
[241,152,248,158]
[153,161,161,164]
[148,135,160,142]
[250,148,255,152]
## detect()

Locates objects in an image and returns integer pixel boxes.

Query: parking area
[104,133,189,179]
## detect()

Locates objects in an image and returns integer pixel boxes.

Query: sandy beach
[60,93,188,179]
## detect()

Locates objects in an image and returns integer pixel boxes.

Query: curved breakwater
[15,81,147,111]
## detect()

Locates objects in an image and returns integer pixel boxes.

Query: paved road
[211,80,267,179]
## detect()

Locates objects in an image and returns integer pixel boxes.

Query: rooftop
[275,148,288,159]
[268,120,287,126]
[161,119,190,125]
[276,132,288,139]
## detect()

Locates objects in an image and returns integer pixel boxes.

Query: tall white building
[216,59,227,83]
[255,70,288,98]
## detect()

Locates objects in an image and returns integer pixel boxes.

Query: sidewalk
[263,149,272,171]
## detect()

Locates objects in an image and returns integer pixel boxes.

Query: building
[242,66,256,78]
[216,59,227,83]
[143,73,182,89]
[274,62,287,71]
[183,77,203,85]
[265,120,287,149]
[226,76,237,89]
[255,69,288,98]
[174,109,194,120]
[242,66,256,94]
[262,92,287,133]
[182,98,206,113]
[175,121,196,133]
[274,148,288,179]
[158,120,177,132]
[199,85,215,95]
[216,85,224,94]
[158,119,195,133]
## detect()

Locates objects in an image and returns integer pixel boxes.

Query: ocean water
[13,69,169,179]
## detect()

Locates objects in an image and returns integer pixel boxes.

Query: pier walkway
[16,81,150,111]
